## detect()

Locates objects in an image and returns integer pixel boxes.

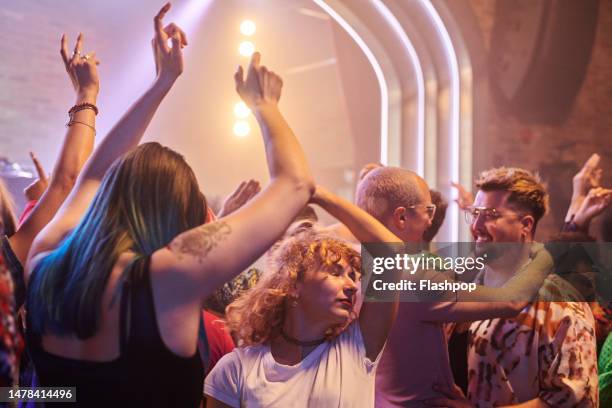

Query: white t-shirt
[204,322,380,407]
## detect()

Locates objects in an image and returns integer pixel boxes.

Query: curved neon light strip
[371,0,425,176]
[312,0,390,165]
[421,0,460,242]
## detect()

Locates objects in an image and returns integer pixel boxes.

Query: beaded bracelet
[68,102,98,116]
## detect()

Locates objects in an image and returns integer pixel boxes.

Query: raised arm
[9,33,99,265]
[310,186,402,360]
[28,3,187,262]
[457,244,553,303]
[152,52,314,301]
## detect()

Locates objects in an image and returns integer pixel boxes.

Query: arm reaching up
[27,3,188,264]
[310,185,401,360]
[9,33,99,266]
[153,52,314,301]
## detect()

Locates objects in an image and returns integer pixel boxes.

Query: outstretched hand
[24,152,48,201]
[152,2,188,84]
[60,33,100,98]
[218,179,261,218]
[234,52,283,108]
[573,187,612,228]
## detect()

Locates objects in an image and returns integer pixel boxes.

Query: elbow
[282,173,315,199]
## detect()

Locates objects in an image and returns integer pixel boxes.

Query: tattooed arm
[151,53,314,300]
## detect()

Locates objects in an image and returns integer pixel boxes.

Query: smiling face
[296,257,361,327]
[470,190,534,261]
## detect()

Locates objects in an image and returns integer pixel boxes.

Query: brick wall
[468,0,612,240]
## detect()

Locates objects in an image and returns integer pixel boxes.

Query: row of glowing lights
[233,20,256,137]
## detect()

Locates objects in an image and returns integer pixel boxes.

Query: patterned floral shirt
[468,274,598,407]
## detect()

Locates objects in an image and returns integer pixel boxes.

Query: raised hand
[451,181,474,210]
[218,179,261,218]
[566,153,603,222]
[60,33,100,100]
[234,52,283,108]
[573,187,612,228]
[572,153,602,198]
[24,152,48,201]
[152,2,188,84]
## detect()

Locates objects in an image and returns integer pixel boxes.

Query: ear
[520,215,535,237]
[392,207,407,230]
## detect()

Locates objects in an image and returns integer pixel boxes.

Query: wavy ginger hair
[226,226,360,346]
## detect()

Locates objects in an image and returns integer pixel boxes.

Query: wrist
[154,74,178,91]
[252,101,279,117]
[76,90,98,105]
[572,213,589,229]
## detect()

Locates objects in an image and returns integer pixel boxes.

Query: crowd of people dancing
[0,3,611,407]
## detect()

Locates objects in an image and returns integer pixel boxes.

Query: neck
[282,307,330,343]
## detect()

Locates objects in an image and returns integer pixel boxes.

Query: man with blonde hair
[434,167,599,407]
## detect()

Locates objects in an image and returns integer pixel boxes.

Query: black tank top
[26,256,204,407]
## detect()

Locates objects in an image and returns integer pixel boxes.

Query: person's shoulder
[537,274,585,302]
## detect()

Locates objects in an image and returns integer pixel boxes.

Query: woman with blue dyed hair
[24,3,314,406]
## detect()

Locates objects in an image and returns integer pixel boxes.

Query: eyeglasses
[407,204,437,219]
[464,206,521,225]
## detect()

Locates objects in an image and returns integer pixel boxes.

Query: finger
[593,168,603,187]
[84,51,96,64]
[579,153,600,176]
[585,153,601,170]
[164,23,188,46]
[237,180,254,200]
[232,181,247,197]
[154,3,171,50]
[154,2,171,34]
[60,34,70,66]
[73,32,84,57]
[234,65,245,92]
[178,26,188,46]
[30,152,47,181]
[250,180,261,193]
[170,32,183,57]
[244,180,259,198]
[258,65,269,95]
[248,52,261,72]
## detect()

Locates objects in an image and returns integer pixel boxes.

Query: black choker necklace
[281,331,326,347]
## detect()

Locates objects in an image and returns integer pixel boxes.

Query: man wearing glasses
[462,167,598,407]
[358,167,551,407]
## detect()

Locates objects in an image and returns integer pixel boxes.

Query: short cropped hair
[356,167,428,222]
[476,167,548,229]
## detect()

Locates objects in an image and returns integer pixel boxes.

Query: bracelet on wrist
[66,119,96,136]
[69,102,98,116]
